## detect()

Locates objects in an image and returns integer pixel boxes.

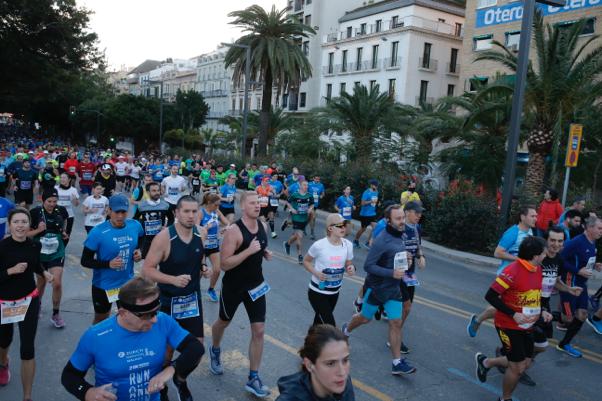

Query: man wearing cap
[224,164,237,180]
[62,276,204,401]
[29,190,70,328]
[81,194,144,324]
[94,163,116,198]
[354,179,379,249]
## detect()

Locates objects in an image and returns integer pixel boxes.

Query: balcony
[384,57,402,70]
[322,65,336,76]
[201,89,229,98]
[418,57,438,72]
[446,63,461,76]
[415,96,435,106]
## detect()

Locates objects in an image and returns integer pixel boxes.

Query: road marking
[447,367,521,401]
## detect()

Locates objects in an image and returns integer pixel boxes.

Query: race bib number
[69,166,76,173]
[259,196,269,207]
[541,276,557,298]
[394,251,409,272]
[227,194,234,203]
[585,256,596,272]
[40,235,59,255]
[20,181,32,190]
[1,296,32,324]
[82,172,92,180]
[168,187,179,196]
[90,214,105,224]
[192,179,200,186]
[209,187,217,194]
[342,207,352,217]
[105,288,120,303]
[322,268,344,288]
[270,198,279,207]
[519,306,541,329]
[144,219,162,236]
[402,273,420,287]
[371,196,377,205]
[205,236,218,249]
[297,203,309,214]
[0,168,5,177]
[313,193,319,203]
[171,293,200,320]
[248,281,271,302]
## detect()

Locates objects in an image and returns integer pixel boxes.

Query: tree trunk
[523,151,546,204]
[258,68,273,157]
[592,157,602,206]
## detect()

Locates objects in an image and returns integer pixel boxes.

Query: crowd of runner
[0,136,601,401]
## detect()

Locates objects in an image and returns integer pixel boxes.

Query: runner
[94,163,116,198]
[114,155,129,192]
[257,177,277,238]
[276,325,355,401]
[80,194,144,324]
[0,154,8,197]
[55,172,79,247]
[467,206,537,337]
[202,169,219,195]
[556,216,602,357]
[200,193,230,303]
[0,196,15,237]
[190,163,202,199]
[0,208,53,399]
[78,152,96,196]
[29,190,69,328]
[128,159,142,193]
[283,180,313,264]
[303,214,355,326]
[400,181,420,206]
[82,183,109,233]
[219,173,237,224]
[61,277,204,401]
[558,209,582,240]
[334,186,355,237]
[474,237,551,401]
[161,165,188,226]
[134,182,170,258]
[63,152,80,187]
[353,179,379,249]
[39,163,58,195]
[13,159,38,209]
[247,163,260,190]
[308,175,325,240]
[142,195,210,401]
[341,204,416,375]
[208,191,274,398]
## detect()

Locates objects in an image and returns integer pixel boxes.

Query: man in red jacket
[536,189,563,236]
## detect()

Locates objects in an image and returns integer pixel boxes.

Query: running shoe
[283,241,291,256]
[173,376,193,401]
[51,314,66,328]
[467,314,479,338]
[392,359,416,375]
[519,372,536,386]
[556,343,582,358]
[586,316,602,335]
[556,322,568,331]
[382,311,389,321]
[298,255,303,265]
[0,360,10,386]
[494,347,506,374]
[353,299,362,314]
[271,232,277,239]
[280,220,288,231]
[589,295,600,311]
[209,346,224,375]
[474,352,489,382]
[207,288,219,303]
[245,376,270,398]
[353,240,360,249]
[374,308,382,321]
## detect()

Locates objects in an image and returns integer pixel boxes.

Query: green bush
[424,191,499,254]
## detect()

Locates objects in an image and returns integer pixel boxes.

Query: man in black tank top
[142,195,210,401]
[208,191,274,398]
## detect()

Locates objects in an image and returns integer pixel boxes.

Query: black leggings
[63,217,74,247]
[0,296,40,360]
[308,289,339,327]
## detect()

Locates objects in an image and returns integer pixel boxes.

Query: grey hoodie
[276,371,355,401]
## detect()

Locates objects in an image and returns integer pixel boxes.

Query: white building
[196,47,233,132]
[319,0,465,106]
[141,58,197,99]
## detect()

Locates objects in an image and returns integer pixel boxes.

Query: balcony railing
[415,96,435,106]
[384,57,402,69]
[322,65,336,76]
[446,63,461,75]
[201,89,229,98]
[418,57,438,72]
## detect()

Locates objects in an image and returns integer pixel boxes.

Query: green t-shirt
[289,192,312,223]
[216,172,227,186]
[201,169,211,181]
[248,169,259,189]
[224,169,237,179]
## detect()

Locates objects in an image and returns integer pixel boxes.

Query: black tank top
[223,218,268,290]
[158,224,204,297]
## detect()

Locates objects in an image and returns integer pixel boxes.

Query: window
[422,43,432,68]
[388,79,396,97]
[342,50,348,72]
[354,81,361,88]
[476,0,497,9]
[438,18,446,23]
[419,80,428,102]
[360,23,367,35]
[505,32,520,50]
[447,84,455,97]
[326,84,332,100]
[256,97,261,110]
[340,82,346,95]
[390,41,399,66]
[300,92,307,107]
[303,41,309,55]
[450,48,459,73]
[239,98,243,110]
[473,35,493,51]
[558,18,596,36]
[356,47,363,71]
[328,52,334,74]
[346,26,352,38]
[304,15,312,26]
[231,99,236,111]
[371,45,379,69]
[369,80,377,90]
[469,77,489,92]
[391,16,399,28]
[306,0,311,4]
[455,22,463,37]
[375,19,382,33]
[282,94,288,108]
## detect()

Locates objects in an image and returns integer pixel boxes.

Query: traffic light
[69,106,76,115]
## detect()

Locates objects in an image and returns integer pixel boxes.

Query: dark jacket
[276,371,355,401]
[363,224,406,299]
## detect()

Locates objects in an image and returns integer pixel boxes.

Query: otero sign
[475,0,601,28]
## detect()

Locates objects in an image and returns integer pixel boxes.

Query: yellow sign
[565,124,583,168]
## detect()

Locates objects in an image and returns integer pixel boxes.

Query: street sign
[564,124,583,168]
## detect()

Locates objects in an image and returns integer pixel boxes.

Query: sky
[77,0,285,71]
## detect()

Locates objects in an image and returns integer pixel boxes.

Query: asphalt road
[2,195,602,401]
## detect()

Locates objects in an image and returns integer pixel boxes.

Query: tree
[201,128,219,158]
[175,89,209,130]
[225,5,315,156]
[248,107,294,146]
[475,12,602,201]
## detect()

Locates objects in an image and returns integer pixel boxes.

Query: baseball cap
[229,163,235,167]
[101,163,112,170]
[404,201,425,213]
[109,194,129,212]
[368,179,379,187]
[42,190,59,202]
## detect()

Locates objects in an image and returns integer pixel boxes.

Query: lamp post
[498,0,566,228]
[147,79,164,153]
[74,108,105,143]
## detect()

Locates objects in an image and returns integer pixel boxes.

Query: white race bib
[394,251,409,272]
[541,276,556,298]
[1,296,32,324]
[519,306,541,329]
[248,281,271,302]
[105,288,120,303]
[171,293,200,320]
[40,235,59,255]
[585,256,596,272]
[270,198,279,207]
[342,207,352,217]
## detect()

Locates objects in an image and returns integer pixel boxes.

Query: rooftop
[339,0,465,22]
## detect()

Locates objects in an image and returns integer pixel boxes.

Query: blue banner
[475,0,601,28]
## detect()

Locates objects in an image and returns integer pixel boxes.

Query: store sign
[475,0,601,28]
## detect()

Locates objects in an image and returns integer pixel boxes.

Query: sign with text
[475,0,601,28]
[565,124,583,168]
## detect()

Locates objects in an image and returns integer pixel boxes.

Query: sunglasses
[130,308,160,320]
[331,223,347,229]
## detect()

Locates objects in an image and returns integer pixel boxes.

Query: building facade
[319,0,465,106]
[460,0,602,90]
[196,47,233,132]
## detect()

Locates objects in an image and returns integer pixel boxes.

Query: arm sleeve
[0,269,9,283]
[363,240,394,278]
[560,240,580,274]
[61,361,93,401]
[80,247,110,269]
[173,334,204,378]
[485,287,516,317]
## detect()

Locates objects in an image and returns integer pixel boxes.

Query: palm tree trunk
[258,67,273,157]
[523,151,546,203]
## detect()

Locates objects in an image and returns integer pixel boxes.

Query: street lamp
[73,107,105,143]
[498,0,566,227]
[146,79,164,153]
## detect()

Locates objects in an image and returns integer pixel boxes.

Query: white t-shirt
[307,237,353,294]
[162,175,187,205]
[115,161,129,177]
[83,195,109,227]
[55,186,80,218]
[129,164,141,179]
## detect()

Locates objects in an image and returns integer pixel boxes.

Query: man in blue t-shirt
[353,179,379,248]
[467,206,537,338]
[307,175,325,240]
[0,196,15,237]
[81,194,144,323]
[62,277,204,401]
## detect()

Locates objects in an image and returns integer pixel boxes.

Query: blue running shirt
[335,195,354,220]
[497,225,533,274]
[360,189,378,217]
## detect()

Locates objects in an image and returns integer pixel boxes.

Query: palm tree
[313,84,405,163]
[200,128,219,158]
[248,107,294,147]
[475,12,602,201]
[225,5,315,157]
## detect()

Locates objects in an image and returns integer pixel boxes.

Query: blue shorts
[560,286,588,319]
[360,288,402,320]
